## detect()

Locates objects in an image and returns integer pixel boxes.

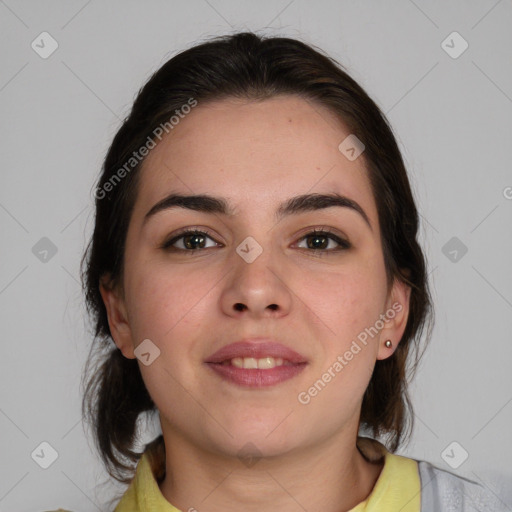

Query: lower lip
[205,362,307,387]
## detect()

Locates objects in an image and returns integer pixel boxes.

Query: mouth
[205,340,308,388]
[218,356,298,369]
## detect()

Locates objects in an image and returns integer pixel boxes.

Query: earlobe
[376,278,411,361]
[98,275,136,359]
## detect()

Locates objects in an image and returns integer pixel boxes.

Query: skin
[100,95,411,512]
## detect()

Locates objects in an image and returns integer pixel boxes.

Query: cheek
[302,262,386,343]
[125,263,215,417]
[126,258,211,340]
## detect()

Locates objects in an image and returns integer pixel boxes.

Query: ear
[99,274,136,359]
[376,277,411,361]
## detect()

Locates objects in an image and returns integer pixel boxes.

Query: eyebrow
[142,192,372,230]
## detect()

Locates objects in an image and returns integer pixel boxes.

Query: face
[100,95,410,460]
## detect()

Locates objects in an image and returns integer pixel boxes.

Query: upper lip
[205,339,308,364]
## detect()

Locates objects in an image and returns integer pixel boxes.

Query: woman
[69,32,503,511]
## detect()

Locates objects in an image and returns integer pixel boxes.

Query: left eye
[295,230,351,252]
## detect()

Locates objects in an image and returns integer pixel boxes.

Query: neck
[157,430,384,512]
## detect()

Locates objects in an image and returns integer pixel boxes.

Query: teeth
[229,356,285,369]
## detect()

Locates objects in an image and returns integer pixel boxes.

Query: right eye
[161,229,221,252]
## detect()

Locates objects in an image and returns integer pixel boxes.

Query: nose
[220,245,292,319]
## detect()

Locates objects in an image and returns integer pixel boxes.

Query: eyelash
[160,227,351,255]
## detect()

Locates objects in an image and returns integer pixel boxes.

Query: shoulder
[418,460,508,511]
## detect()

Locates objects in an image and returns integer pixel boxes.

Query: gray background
[1,1,511,510]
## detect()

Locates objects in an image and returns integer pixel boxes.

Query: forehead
[133,95,377,225]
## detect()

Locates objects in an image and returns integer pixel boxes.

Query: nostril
[234,303,246,311]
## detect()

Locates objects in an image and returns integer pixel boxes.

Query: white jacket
[418,460,510,511]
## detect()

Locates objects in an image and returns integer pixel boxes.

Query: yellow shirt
[114,436,421,511]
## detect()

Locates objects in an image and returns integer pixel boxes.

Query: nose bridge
[233,233,278,289]
[221,231,291,316]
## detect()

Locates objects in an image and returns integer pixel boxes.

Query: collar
[114,435,420,512]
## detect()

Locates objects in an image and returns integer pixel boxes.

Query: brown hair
[80,31,433,486]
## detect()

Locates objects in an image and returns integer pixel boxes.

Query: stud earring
[384,340,392,348]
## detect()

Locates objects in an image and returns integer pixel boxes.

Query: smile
[205,339,308,387]
[221,356,295,369]
[206,357,307,387]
